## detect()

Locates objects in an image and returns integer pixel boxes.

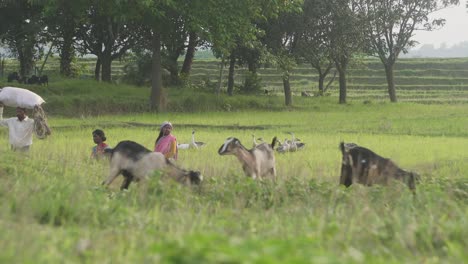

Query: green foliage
[2,56,468,114]
[241,72,263,94]
[121,51,153,86]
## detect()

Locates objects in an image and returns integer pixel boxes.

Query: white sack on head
[0,87,45,109]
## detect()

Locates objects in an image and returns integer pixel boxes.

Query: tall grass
[0,101,467,263]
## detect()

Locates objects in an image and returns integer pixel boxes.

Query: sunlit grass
[0,101,467,263]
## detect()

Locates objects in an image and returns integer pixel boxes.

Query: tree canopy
[0,0,460,106]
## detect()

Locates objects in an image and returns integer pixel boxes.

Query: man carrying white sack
[0,103,35,152]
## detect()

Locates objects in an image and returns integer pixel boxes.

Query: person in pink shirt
[154,121,178,160]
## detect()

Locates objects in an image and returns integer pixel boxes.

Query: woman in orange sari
[154,121,178,160]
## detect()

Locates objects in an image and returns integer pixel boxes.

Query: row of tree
[0,0,459,109]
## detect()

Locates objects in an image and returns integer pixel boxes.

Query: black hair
[155,130,164,146]
[92,129,106,141]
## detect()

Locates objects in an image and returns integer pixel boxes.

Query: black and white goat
[218,136,278,179]
[102,140,202,190]
[339,142,418,191]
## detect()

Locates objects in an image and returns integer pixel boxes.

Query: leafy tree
[136,0,296,111]
[0,0,46,77]
[262,22,294,105]
[325,0,365,104]
[161,13,205,85]
[130,0,177,110]
[43,0,88,77]
[226,39,265,95]
[296,0,336,95]
[180,31,200,77]
[259,2,304,106]
[355,0,459,102]
[75,0,141,82]
[160,9,189,85]
[226,50,237,96]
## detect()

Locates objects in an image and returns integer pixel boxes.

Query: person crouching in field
[91,129,111,159]
[154,121,178,160]
[0,103,35,152]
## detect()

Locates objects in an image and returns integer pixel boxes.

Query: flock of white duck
[178,130,305,153]
[253,132,305,153]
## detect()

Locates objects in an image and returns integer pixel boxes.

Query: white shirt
[0,107,34,147]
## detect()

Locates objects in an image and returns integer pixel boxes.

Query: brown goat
[218,136,278,180]
[339,142,418,191]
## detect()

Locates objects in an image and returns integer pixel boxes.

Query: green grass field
[0,97,467,263]
[0,56,467,263]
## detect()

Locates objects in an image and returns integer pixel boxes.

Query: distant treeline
[404,42,468,58]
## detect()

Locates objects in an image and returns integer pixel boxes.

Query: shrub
[121,52,152,86]
[241,72,263,94]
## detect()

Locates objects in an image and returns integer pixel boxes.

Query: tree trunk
[318,72,325,95]
[384,63,398,102]
[338,70,347,104]
[94,58,101,81]
[101,52,112,82]
[59,16,76,77]
[313,62,333,96]
[247,61,257,74]
[59,4,75,77]
[39,42,54,76]
[282,73,292,106]
[334,56,348,104]
[227,53,236,96]
[162,48,182,85]
[180,31,197,76]
[0,56,4,78]
[216,58,225,96]
[167,61,179,85]
[150,32,164,111]
[18,51,34,77]
[17,38,35,77]
[60,34,75,77]
[336,63,347,104]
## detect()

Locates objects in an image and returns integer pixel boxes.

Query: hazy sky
[412,3,468,48]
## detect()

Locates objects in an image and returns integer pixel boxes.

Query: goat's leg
[269,167,277,181]
[120,170,134,190]
[251,173,257,180]
[102,167,121,186]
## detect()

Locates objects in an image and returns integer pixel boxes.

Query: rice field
[0,101,467,263]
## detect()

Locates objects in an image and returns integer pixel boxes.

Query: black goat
[39,75,48,86]
[7,72,20,83]
[27,75,40,84]
[339,142,418,191]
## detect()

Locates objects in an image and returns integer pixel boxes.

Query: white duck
[288,132,305,151]
[190,129,206,149]
[251,134,265,147]
[177,130,206,149]
[276,132,305,153]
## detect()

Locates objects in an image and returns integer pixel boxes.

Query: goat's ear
[339,142,345,153]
